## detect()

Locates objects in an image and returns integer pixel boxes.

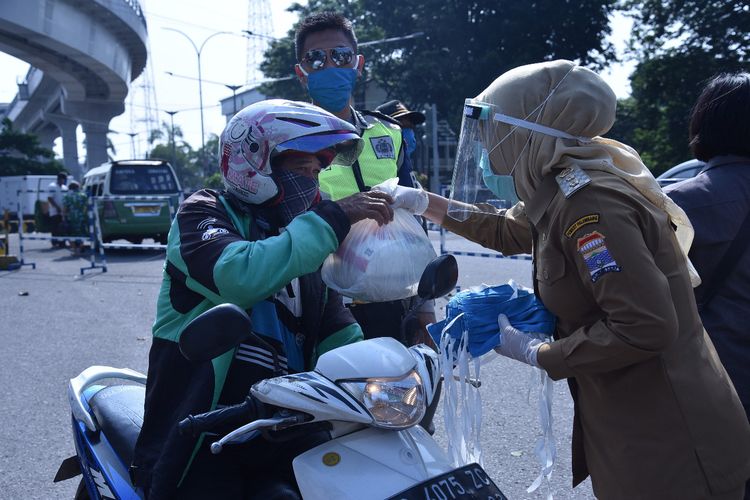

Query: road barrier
[437,225,532,261]
[13,190,176,274]
[433,185,531,261]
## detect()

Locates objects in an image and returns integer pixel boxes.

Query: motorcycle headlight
[339,370,426,429]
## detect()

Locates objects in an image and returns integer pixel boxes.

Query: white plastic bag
[321,208,437,301]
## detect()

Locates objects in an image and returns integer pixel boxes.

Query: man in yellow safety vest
[293,11,435,345]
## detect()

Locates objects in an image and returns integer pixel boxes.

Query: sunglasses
[301,47,356,71]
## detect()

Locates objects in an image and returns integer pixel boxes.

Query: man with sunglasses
[294,12,436,346]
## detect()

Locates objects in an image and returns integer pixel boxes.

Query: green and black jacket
[131,189,362,498]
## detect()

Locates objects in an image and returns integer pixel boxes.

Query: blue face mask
[427,281,556,358]
[479,148,515,200]
[306,67,358,113]
[402,128,417,156]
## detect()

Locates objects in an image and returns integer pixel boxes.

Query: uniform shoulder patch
[369,135,396,159]
[565,213,600,237]
[577,231,621,282]
[555,166,591,198]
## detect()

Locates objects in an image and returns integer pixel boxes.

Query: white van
[83,160,182,244]
[0,174,58,231]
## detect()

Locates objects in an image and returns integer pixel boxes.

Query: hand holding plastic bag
[321,206,437,302]
[372,178,429,215]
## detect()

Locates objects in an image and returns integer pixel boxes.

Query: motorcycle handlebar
[178,397,261,437]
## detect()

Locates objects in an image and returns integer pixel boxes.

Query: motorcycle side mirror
[179,303,253,362]
[417,254,458,301]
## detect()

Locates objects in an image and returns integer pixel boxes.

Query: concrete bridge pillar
[61,99,124,172]
[81,121,109,170]
[36,125,57,151]
[45,113,81,179]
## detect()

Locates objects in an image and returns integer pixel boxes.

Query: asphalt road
[0,231,596,499]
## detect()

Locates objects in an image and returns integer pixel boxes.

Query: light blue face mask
[402,128,417,156]
[478,148,500,196]
[306,67,358,113]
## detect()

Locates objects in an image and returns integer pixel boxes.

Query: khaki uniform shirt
[443,169,750,499]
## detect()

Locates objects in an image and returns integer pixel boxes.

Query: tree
[364,0,617,127]
[261,0,619,130]
[616,0,750,173]
[626,1,750,64]
[0,118,64,176]
[146,121,203,190]
[611,51,741,174]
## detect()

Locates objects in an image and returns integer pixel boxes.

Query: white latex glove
[495,314,546,367]
[372,179,429,215]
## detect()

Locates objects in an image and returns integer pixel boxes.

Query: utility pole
[225,85,242,114]
[245,0,274,84]
[126,132,138,158]
[165,110,178,169]
[430,104,440,194]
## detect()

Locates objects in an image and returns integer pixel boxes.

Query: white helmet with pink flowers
[219,99,362,205]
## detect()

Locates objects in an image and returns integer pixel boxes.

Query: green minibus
[83,160,182,244]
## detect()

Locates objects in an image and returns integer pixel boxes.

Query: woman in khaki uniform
[390,60,750,499]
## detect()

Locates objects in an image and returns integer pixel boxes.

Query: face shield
[447,70,591,221]
[447,100,499,222]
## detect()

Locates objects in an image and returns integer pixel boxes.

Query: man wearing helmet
[294,11,436,345]
[131,100,395,499]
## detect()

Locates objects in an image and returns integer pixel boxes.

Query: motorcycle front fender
[293,425,455,500]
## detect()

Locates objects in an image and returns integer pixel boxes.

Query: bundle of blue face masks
[428,281,556,358]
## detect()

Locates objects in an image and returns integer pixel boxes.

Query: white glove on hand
[495,314,546,367]
[372,179,429,215]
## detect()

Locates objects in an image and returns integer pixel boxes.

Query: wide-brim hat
[375,100,426,125]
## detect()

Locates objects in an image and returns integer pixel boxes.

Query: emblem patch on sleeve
[369,136,396,159]
[565,214,600,237]
[577,231,621,282]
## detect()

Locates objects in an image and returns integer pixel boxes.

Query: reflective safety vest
[319,116,402,201]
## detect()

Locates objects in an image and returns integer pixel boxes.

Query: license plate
[388,463,507,500]
[130,205,161,216]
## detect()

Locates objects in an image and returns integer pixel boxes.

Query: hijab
[477,60,700,286]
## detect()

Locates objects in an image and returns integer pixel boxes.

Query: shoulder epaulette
[359,109,403,128]
[555,165,591,199]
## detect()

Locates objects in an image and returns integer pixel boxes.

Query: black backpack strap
[698,208,750,310]
[351,160,370,192]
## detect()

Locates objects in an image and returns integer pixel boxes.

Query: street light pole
[165,110,178,169]
[163,28,232,175]
[126,132,138,158]
[225,84,242,114]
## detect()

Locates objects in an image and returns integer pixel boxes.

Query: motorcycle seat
[89,384,145,467]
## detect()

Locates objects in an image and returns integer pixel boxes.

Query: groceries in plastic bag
[321,208,437,302]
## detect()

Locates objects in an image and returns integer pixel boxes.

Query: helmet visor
[276,131,364,167]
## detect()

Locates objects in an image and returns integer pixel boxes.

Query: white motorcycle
[57,255,508,499]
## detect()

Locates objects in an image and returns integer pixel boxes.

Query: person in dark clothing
[375,99,425,172]
[664,72,750,499]
[131,99,394,499]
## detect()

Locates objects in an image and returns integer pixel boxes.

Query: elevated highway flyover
[1,0,148,179]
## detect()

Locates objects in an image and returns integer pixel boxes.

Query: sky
[0,1,634,164]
